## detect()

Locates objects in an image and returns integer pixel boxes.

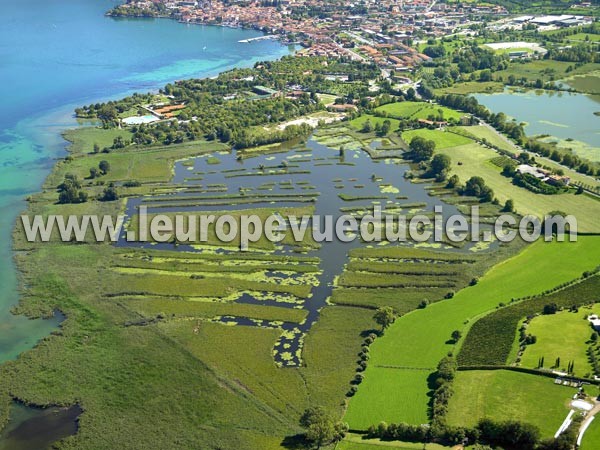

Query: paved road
[578,399,600,445]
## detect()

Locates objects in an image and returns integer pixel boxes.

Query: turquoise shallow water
[0,0,292,361]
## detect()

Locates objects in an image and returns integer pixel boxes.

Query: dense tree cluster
[75,57,378,148]
[428,154,452,181]
[299,406,348,448]
[513,172,563,195]
[423,45,447,59]
[525,139,599,176]
[100,183,119,202]
[407,136,436,162]
[431,356,458,428]
[373,306,396,333]
[57,174,87,204]
[546,43,600,64]
[367,416,544,449]
[108,2,168,18]
[451,45,509,74]
[75,93,155,127]
[461,176,494,202]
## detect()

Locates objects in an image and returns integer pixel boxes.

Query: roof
[252,85,279,95]
[531,15,573,24]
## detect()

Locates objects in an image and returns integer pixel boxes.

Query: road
[578,399,600,445]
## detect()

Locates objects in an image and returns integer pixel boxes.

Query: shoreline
[0,23,294,366]
[105,11,300,46]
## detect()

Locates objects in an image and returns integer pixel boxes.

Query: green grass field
[349,114,401,132]
[580,415,600,450]
[402,128,472,150]
[457,274,600,367]
[435,139,600,233]
[345,237,600,429]
[375,102,464,121]
[339,433,452,449]
[344,368,432,427]
[446,370,575,439]
[520,306,600,377]
[434,81,504,95]
[63,128,133,155]
[317,93,338,106]
[49,128,228,190]
[495,60,600,85]
[453,125,517,154]
[456,125,600,187]
[566,33,600,43]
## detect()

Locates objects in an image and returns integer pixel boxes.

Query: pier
[238,35,277,43]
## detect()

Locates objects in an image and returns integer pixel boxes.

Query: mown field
[435,137,600,233]
[345,237,600,429]
[520,306,600,377]
[495,61,600,85]
[580,415,600,450]
[458,274,600,367]
[446,369,575,439]
[401,128,472,150]
[349,115,401,132]
[339,433,452,449]
[63,128,133,154]
[374,101,464,121]
[434,81,504,96]
[456,125,600,188]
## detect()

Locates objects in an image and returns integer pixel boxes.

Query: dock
[238,35,277,43]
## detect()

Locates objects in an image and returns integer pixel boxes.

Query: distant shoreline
[105,8,299,46]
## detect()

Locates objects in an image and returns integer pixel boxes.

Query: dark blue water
[0,0,292,361]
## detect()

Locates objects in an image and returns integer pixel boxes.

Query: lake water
[473,88,600,162]
[0,0,292,364]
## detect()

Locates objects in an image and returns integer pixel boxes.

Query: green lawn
[317,93,338,106]
[456,125,600,188]
[436,140,600,233]
[495,60,600,84]
[345,237,600,429]
[47,137,228,189]
[344,368,431,428]
[63,127,133,155]
[339,433,452,449]
[375,102,464,121]
[520,305,600,377]
[446,370,575,439]
[453,125,517,154]
[375,102,428,119]
[349,114,401,132]
[580,413,600,450]
[402,128,472,150]
[567,33,600,43]
[434,81,504,95]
